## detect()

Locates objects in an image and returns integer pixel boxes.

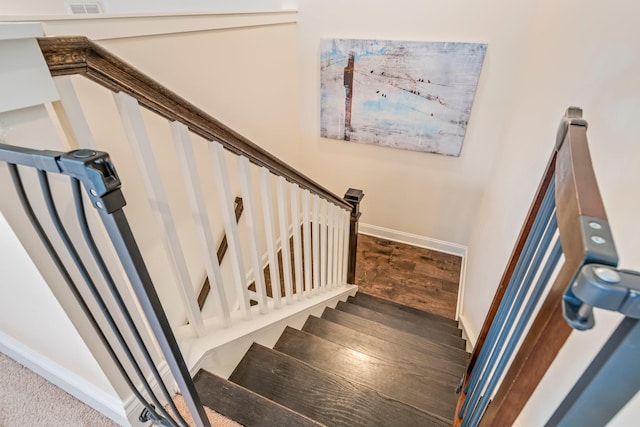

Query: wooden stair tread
[349,292,460,333]
[322,307,469,358]
[229,343,451,427]
[302,315,467,376]
[193,370,323,427]
[274,327,459,418]
[336,301,466,349]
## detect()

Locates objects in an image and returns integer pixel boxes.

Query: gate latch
[563,264,640,330]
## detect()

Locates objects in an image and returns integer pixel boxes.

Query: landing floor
[355,234,462,319]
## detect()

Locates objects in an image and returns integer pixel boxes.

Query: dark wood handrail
[456,108,612,427]
[37,36,352,212]
[478,119,610,427]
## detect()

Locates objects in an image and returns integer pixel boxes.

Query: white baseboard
[0,330,128,426]
[180,285,358,379]
[458,313,478,353]
[359,223,467,257]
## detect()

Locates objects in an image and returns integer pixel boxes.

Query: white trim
[2,10,298,41]
[0,22,44,40]
[359,223,466,257]
[456,247,468,320]
[458,313,478,353]
[177,285,358,375]
[0,330,128,426]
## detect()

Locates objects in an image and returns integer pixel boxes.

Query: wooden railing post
[344,188,364,284]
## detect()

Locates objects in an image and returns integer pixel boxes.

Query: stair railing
[0,34,364,426]
[35,36,364,337]
[455,107,640,427]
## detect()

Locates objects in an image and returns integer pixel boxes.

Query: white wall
[102,1,295,15]
[0,211,118,409]
[0,1,67,16]
[0,0,294,16]
[462,1,640,425]
[295,0,539,245]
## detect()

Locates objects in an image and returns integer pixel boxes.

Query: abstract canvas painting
[320,38,486,156]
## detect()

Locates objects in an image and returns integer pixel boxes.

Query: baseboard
[358,223,466,257]
[0,330,128,426]
[458,313,478,353]
[181,285,358,379]
[456,249,468,320]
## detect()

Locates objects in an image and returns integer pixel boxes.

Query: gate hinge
[563,264,640,330]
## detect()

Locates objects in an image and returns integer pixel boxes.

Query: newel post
[344,188,364,284]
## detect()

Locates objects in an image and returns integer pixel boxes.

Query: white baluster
[331,206,340,288]
[290,183,304,301]
[343,210,350,284]
[336,208,345,287]
[54,79,163,361]
[170,121,230,328]
[326,202,335,289]
[52,76,95,149]
[209,142,251,320]
[320,199,328,291]
[276,177,294,304]
[260,168,282,308]
[113,93,206,335]
[302,190,312,298]
[238,157,268,314]
[312,194,320,294]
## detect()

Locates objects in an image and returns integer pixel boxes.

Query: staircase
[193,292,468,426]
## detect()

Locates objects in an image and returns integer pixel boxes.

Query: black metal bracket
[140,405,175,427]
[561,210,623,331]
[564,264,640,330]
[0,144,126,213]
[556,106,588,150]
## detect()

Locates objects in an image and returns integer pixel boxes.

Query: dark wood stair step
[229,343,450,427]
[193,369,323,427]
[322,307,469,358]
[274,327,459,419]
[349,292,460,334]
[302,315,467,377]
[336,301,466,349]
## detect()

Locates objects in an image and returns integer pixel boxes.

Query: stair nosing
[322,307,470,358]
[302,315,468,374]
[193,369,326,427]
[336,301,466,348]
[352,292,459,327]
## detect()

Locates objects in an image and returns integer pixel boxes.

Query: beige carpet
[0,352,240,427]
[0,351,119,427]
[164,395,240,427]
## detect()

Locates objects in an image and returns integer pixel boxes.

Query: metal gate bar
[1,143,211,427]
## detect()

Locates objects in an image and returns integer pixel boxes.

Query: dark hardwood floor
[355,234,462,320]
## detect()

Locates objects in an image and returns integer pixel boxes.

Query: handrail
[455,108,617,427]
[36,36,352,212]
[477,109,616,427]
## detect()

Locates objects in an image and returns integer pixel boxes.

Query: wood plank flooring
[355,234,462,319]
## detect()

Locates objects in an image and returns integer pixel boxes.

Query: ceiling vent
[66,1,104,14]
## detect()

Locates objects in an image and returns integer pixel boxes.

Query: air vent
[66,1,104,14]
